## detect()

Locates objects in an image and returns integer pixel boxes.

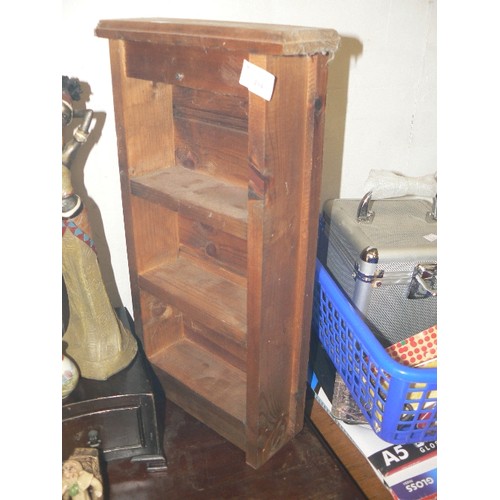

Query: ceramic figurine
[62,458,103,499]
[62,76,137,380]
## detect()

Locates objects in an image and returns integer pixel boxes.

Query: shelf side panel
[130,196,179,274]
[109,40,175,177]
[139,290,184,359]
[107,39,177,338]
[245,53,331,468]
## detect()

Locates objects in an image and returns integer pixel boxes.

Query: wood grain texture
[151,339,247,450]
[138,290,183,358]
[139,254,247,344]
[107,39,176,340]
[131,166,248,240]
[173,86,248,130]
[129,195,179,274]
[183,314,247,372]
[150,339,247,422]
[174,116,248,188]
[245,54,330,468]
[111,46,175,176]
[179,213,248,281]
[96,18,340,56]
[126,41,247,97]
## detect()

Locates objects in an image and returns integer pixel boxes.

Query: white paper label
[423,233,437,242]
[239,59,276,101]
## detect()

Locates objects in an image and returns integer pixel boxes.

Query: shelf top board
[95,18,340,57]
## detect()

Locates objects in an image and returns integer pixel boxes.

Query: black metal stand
[62,308,167,472]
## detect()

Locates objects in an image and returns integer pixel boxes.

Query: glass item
[331,375,368,425]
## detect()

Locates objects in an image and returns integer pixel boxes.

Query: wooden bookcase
[96,18,339,468]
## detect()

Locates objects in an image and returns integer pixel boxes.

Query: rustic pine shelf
[130,166,248,238]
[96,18,339,468]
[150,338,247,422]
[139,255,247,340]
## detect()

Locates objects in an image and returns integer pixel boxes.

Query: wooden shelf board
[139,255,247,346]
[150,338,247,424]
[130,166,248,239]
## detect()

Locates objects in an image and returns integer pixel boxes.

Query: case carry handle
[357,169,437,223]
[356,191,438,224]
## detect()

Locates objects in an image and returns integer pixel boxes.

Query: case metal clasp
[408,263,437,299]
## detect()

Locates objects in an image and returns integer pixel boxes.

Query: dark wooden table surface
[103,397,368,499]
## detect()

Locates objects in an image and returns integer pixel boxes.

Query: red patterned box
[386,325,437,367]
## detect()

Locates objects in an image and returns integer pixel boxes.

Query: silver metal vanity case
[320,193,437,346]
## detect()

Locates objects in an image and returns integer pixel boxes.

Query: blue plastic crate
[312,258,437,444]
